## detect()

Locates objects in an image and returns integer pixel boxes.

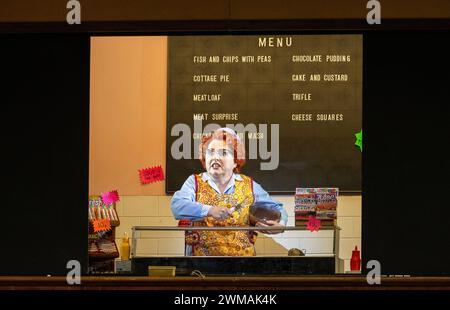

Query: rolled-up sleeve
[171,175,212,220]
[252,181,289,226]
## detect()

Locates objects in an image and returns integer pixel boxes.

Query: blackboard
[166,35,362,194]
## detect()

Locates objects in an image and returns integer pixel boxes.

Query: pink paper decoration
[307,216,321,232]
[101,190,120,205]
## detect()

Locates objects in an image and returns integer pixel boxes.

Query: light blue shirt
[171,173,288,225]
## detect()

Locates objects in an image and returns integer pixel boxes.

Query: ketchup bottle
[350,246,361,271]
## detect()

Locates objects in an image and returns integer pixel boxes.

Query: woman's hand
[255,220,285,234]
[207,206,231,220]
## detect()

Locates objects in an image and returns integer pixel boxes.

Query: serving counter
[130,225,340,276]
[1,276,450,290]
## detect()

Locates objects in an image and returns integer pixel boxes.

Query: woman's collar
[201,172,243,182]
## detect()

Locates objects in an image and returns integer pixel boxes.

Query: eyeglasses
[205,148,233,157]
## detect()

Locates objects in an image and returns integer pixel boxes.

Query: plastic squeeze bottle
[350,246,361,271]
[120,232,130,261]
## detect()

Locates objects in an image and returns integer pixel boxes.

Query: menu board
[166,35,362,193]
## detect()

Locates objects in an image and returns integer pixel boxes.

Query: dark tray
[131,256,335,276]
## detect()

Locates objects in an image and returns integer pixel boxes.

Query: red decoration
[178,219,191,226]
[307,216,321,232]
[92,218,112,232]
[139,165,165,184]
